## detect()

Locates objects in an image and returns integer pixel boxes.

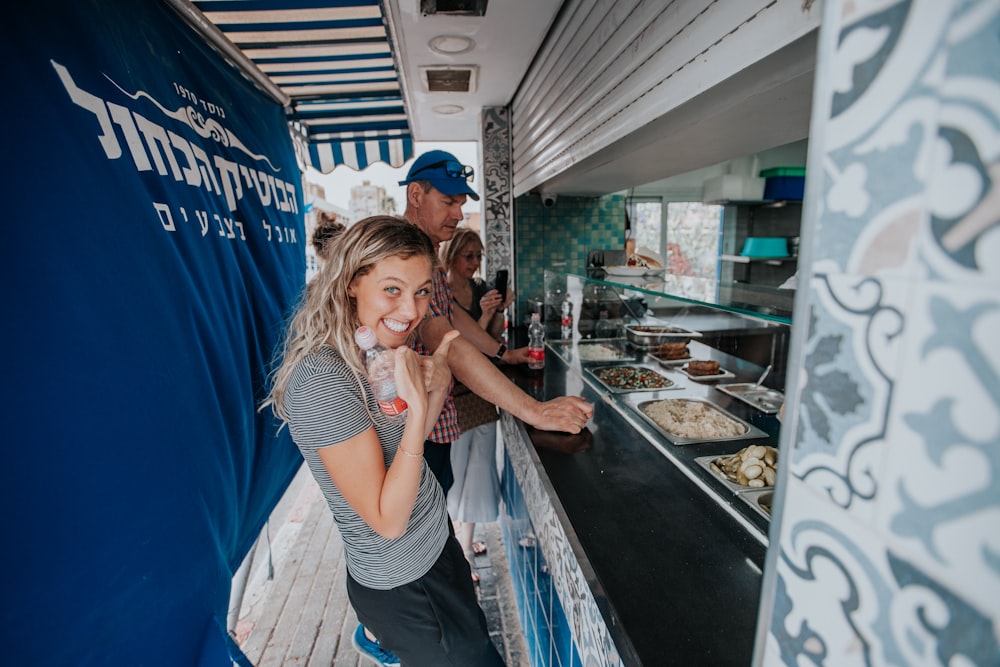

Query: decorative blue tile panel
[760,2,1000,665]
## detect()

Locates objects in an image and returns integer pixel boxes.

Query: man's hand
[526,396,594,434]
[501,345,532,365]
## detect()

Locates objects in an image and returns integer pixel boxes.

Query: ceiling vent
[420,65,478,93]
[420,0,488,16]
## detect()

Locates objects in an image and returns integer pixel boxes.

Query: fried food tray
[678,364,736,382]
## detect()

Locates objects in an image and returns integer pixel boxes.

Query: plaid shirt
[410,266,460,444]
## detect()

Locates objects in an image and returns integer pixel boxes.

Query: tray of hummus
[586,364,680,393]
[625,396,768,445]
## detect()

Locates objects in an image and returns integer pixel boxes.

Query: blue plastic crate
[763,175,804,200]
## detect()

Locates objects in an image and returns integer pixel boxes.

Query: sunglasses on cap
[409,159,474,182]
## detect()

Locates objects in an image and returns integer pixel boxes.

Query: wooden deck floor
[232,467,528,666]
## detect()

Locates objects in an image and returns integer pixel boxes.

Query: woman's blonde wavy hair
[438,226,483,276]
[261,215,436,424]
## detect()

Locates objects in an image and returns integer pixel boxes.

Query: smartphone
[493,269,509,297]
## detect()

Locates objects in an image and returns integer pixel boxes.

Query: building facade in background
[349,180,396,221]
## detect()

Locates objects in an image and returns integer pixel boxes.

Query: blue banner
[2,1,305,664]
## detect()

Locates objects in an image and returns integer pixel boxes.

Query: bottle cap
[354,325,377,350]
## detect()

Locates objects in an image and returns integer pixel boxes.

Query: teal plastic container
[740,237,789,258]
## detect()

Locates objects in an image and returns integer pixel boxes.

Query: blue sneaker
[352,624,401,666]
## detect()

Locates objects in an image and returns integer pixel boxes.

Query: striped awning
[187,0,414,172]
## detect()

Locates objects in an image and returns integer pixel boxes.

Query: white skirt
[447,422,501,523]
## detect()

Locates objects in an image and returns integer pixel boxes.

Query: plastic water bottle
[560,294,573,342]
[528,312,545,370]
[354,325,407,422]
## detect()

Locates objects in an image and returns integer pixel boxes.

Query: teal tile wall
[514,193,625,315]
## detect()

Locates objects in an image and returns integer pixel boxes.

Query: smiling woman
[260,215,505,665]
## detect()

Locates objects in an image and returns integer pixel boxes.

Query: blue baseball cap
[398,149,480,201]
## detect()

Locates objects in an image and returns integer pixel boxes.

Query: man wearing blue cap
[399,150,594,490]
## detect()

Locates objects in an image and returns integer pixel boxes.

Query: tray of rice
[574,342,632,363]
[587,364,680,393]
[627,397,768,445]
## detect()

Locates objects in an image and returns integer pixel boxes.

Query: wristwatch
[494,343,507,362]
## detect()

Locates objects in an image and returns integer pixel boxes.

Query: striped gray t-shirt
[283,345,449,589]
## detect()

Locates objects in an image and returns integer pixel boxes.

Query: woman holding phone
[438,227,514,582]
[262,217,503,665]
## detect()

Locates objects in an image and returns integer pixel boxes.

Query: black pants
[423,439,453,494]
[346,535,505,666]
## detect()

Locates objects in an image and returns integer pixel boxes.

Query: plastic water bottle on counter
[354,325,407,422]
[528,312,545,370]
[560,293,573,342]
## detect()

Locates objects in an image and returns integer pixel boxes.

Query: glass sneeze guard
[547,270,793,327]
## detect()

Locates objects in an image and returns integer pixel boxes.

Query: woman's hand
[421,329,460,395]
[393,346,428,415]
[479,288,505,317]
[500,287,514,310]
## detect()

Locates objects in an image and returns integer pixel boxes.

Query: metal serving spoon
[755,364,773,388]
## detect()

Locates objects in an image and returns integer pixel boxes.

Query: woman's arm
[317,408,427,539]
[315,333,457,539]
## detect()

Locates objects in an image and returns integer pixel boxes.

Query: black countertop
[503,338,780,666]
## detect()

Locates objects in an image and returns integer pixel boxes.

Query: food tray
[625,324,702,350]
[738,489,774,520]
[715,383,785,414]
[694,455,775,494]
[650,352,693,367]
[679,364,735,382]
[624,396,768,445]
[586,364,680,394]
[574,342,633,363]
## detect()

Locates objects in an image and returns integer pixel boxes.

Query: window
[665,202,722,279]
[628,199,722,278]
[630,200,663,253]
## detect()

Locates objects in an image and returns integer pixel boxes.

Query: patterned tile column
[757,2,1000,665]
[481,106,514,309]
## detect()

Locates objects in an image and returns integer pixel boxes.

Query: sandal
[472,541,488,555]
[471,571,480,584]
